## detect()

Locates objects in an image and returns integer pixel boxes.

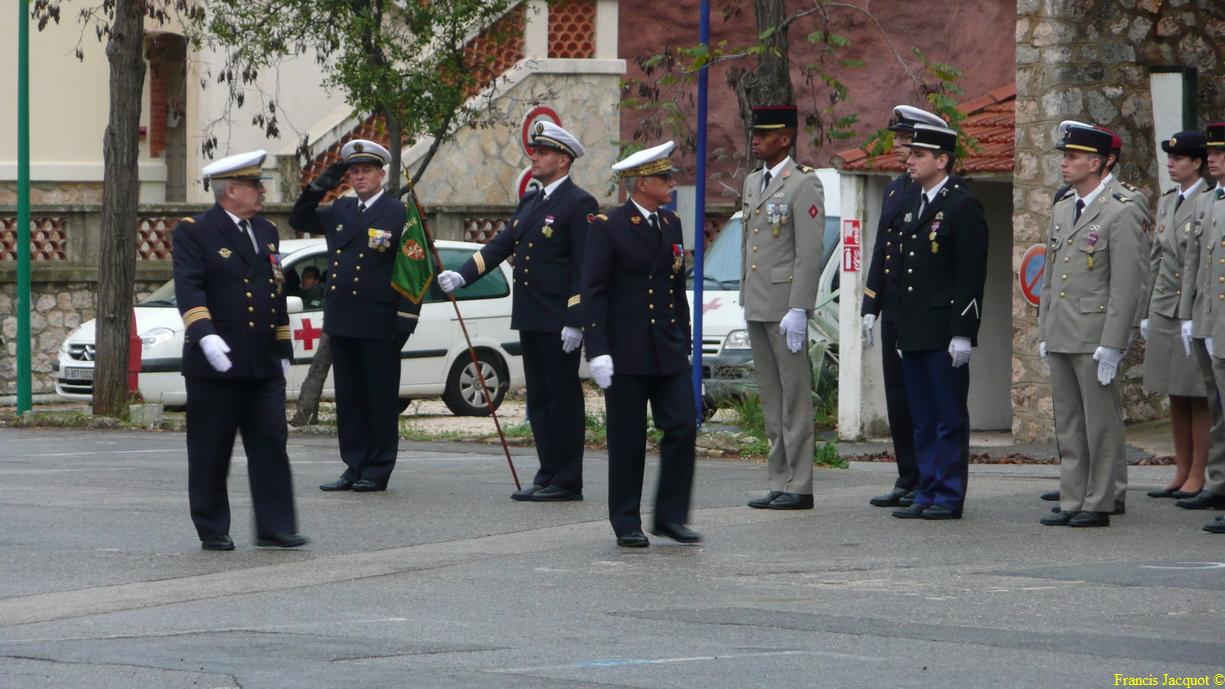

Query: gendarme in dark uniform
[289,139,421,492]
[173,149,306,550]
[860,105,947,509]
[438,122,598,502]
[583,141,699,548]
[890,124,988,521]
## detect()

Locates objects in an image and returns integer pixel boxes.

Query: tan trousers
[1204,345,1225,496]
[747,320,814,495]
[1049,352,1124,513]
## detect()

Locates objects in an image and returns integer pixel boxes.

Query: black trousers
[185,376,297,539]
[604,370,696,536]
[520,330,586,491]
[330,333,405,487]
[880,316,919,490]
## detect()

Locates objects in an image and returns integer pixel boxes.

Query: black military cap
[1056,124,1113,155]
[1208,123,1225,150]
[1161,130,1207,157]
[905,123,957,153]
[751,105,798,130]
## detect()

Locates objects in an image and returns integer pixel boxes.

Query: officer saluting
[173,150,307,550]
[1038,124,1149,528]
[861,104,947,509]
[438,122,598,502]
[583,141,699,547]
[889,124,988,521]
[290,139,421,493]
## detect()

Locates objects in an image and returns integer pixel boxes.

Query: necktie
[649,213,661,233]
[761,170,772,193]
[357,202,367,214]
[1074,199,1085,223]
[917,194,927,219]
[239,219,259,254]
[1175,194,1185,213]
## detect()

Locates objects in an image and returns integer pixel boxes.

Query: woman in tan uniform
[1141,131,1212,498]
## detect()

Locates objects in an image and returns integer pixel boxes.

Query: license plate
[63,367,94,381]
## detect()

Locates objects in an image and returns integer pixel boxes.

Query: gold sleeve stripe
[864,288,877,299]
[182,307,212,326]
[397,311,419,320]
[473,251,487,275]
[567,295,581,307]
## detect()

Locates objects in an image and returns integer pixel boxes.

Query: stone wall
[1013,0,1225,441]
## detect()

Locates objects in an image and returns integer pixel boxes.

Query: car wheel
[442,350,508,416]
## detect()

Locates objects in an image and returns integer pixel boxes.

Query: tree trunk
[291,333,329,426]
[730,0,794,162]
[93,2,146,418]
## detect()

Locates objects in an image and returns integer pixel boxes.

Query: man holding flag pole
[289,139,426,493]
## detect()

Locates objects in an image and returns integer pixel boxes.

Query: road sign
[520,106,561,158]
[1019,243,1047,307]
[515,167,544,200]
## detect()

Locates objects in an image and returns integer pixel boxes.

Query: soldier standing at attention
[438,122,598,502]
[173,150,307,550]
[583,141,699,548]
[1038,124,1148,528]
[290,139,421,493]
[1138,131,1212,501]
[861,104,947,510]
[740,104,825,511]
[888,124,988,521]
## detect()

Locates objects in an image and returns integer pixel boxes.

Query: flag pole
[397,178,522,490]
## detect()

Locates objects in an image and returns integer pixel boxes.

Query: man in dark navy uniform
[888,124,988,521]
[290,139,421,493]
[860,105,947,509]
[583,141,699,548]
[173,149,307,550]
[438,122,598,502]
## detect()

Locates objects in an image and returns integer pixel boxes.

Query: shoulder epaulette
[796,164,818,174]
[1058,189,1076,202]
[1112,192,1132,203]
[1120,181,1140,192]
[180,216,195,224]
[1162,187,1178,196]
[594,213,609,222]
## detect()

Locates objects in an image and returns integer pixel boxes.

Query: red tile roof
[833,84,1015,175]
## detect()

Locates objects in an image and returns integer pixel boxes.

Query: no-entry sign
[1019,243,1047,307]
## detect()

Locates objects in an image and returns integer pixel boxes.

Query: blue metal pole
[691,0,710,426]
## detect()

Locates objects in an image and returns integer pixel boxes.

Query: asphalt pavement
[1,427,1223,688]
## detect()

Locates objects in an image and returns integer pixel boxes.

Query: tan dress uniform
[1039,174,1150,514]
[1141,182,1211,395]
[740,156,825,496]
[1199,188,1225,499]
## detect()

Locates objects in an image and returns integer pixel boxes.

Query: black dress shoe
[892,504,927,519]
[920,505,961,520]
[201,534,235,551]
[897,489,916,506]
[1147,488,1179,498]
[319,477,354,491]
[748,491,783,509]
[1040,490,1060,502]
[511,485,544,501]
[1175,490,1225,510]
[768,493,814,510]
[869,487,909,507]
[351,479,386,492]
[616,531,649,547]
[255,532,310,548]
[1040,510,1076,526]
[1204,517,1225,534]
[1068,511,1109,527]
[651,523,702,544]
[530,485,583,501]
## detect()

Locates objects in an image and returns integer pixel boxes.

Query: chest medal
[268,253,285,294]
[542,215,555,239]
[368,228,393,252]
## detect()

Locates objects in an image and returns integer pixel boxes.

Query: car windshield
[687,216,742,290]
[139,279,177,306]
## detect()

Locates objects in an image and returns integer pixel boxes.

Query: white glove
[560,326,583,354]
[590,354,614,389]
[1181,320,1194,357]
[1209,337,1216,357]
[281,358,291,378]
[437,270,465,293]
[1092,345,1124,386]
[948,336,972,368]
[1039,341,1047,360]
[778,308,808,354]
[862,313,876,346]
[199,334,232,373]
[1139,318,1149,340]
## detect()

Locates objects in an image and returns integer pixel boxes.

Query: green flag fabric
[390,201,434,304]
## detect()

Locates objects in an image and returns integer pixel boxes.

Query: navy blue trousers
[899,349,970,511]
[880,316,918,490]
[520,330,586,492]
